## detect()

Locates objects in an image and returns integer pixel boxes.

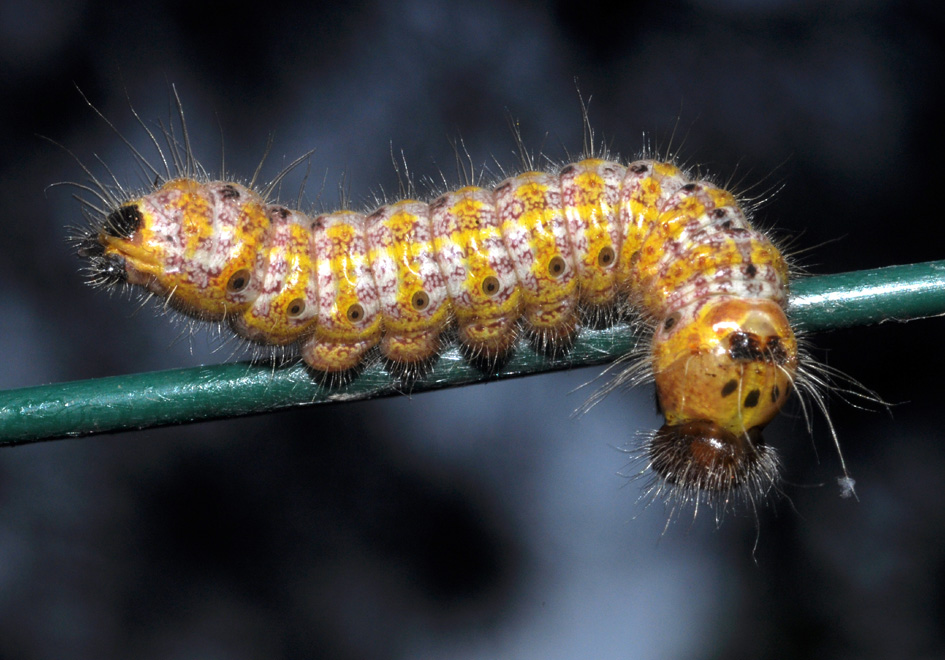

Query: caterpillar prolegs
[75,110,810,510]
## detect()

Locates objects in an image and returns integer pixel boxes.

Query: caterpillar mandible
[73,94,823,513]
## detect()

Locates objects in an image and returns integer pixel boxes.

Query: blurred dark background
[2,0,944,657]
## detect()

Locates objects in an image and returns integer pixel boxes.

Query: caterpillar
[70,95,846,514]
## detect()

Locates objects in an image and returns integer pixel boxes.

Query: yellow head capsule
[648,297,797,495]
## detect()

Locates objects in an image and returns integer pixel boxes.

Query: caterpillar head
[648,297,797,500]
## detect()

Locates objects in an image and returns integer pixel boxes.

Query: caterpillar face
[649,297,797,496]
[81,151,813,510]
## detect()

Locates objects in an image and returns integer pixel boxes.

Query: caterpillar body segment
[429,186,522,358]
[302,210,381,373]
[559,158,625,313]
[494,171,580,346]
[85,153,799,507]
[232,205,318,346]
[364,200,451,366]
[616,160,688,297]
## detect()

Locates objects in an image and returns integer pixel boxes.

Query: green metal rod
[789,261,945,329]
[2,260,944,446]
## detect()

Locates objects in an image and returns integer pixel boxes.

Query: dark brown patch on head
[629,163,649,174]
[766,337,790,364]
[648,421,778,495]
[721,379,738,397]
[221,184,240,199]
[729,331,763,361]
[681,183,698,192]
[743,389,761,408]
[560,164,575,175]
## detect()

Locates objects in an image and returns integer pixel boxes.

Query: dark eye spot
[346,303,364,322]
[548,255,567,278]
[745,264,757,278]
[597,246,615,267]
[629,163,649,174]
[104,205,142,238]
[766,337,790,364]
[743,389,761,408]
[481,276,500,296]
[226,268,252,294]
[411,290,430,311]
[681,183,698,192]
[712,208,727,219]
[287,298,305,318]
[729,331,763,361]
[221,184,240,199]
[663,312,681,332]
[721,379,738,397]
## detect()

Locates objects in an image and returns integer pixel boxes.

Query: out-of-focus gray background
[2,1,944,657]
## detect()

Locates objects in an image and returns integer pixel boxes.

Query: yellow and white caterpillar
[73,100,831,513]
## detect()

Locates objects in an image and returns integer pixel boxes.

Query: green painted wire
[2,260,945,446]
